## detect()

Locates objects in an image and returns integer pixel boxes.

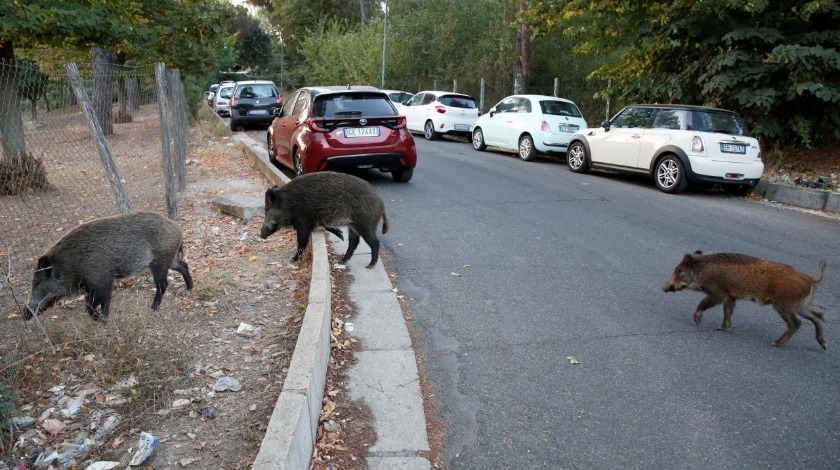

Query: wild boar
[663,251,827,349]
[259,172,389,269]
[26,212,193,321]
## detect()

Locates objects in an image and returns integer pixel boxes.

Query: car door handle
[632,135,642,139]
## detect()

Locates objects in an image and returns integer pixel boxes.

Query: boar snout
[259,224,275,239]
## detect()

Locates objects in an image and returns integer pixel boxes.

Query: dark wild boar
[259,172,389,269]
[26,212,193,321]
[663,251,827,349]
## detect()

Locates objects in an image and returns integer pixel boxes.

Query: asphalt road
[358,136,840,469]
[246,123,840,469]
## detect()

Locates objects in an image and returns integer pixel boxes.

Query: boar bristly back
[663,251,827,350]
[25,211,193,322]
[260,172,388,268]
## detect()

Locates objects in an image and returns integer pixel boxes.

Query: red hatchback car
[267,86,417,182]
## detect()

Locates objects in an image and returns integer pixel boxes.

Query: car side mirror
[489,107,496,118]
[601,120,611,131]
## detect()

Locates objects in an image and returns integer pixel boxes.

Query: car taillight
[757,148,762,160]
[394,116,406,129]
[219,100,227,105]
[435,105,446,114]
[541,120,550,132]
[308,119,328,132]
[276,97,283,106]
[691,136,704,152]
[477,111,482,117]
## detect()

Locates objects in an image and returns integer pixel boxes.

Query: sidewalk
[233,133,431,470]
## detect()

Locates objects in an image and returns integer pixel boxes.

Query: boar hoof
[365,264,375,269]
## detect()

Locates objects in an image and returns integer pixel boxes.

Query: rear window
[218,87,234,99]
[312,93,397,118]
[439,95,477,109]
[540,100,582,118]
[236,84,277,99]
[692,111,751,137]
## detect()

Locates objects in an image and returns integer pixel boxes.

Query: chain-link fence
[0,59,188,381]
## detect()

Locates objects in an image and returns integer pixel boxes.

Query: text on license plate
[344,127,380,138]
[559,125,578,133]
[720,143,746,154]
[249,109,268,115]
[454,124,471,131]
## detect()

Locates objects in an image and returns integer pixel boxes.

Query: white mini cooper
[566,104,763,195]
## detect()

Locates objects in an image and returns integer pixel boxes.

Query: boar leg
[151,259,170,310]
[86,284,112,322]
[342,229,361,264]
[770,306,801,347]
[797,306,827,350]
[718,296,736,331]
[325,226,345,241]
[292,220,314,262]
[693,294,723,325]
[170,259,193,290]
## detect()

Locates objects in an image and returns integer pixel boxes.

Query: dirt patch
[761,142,840,191]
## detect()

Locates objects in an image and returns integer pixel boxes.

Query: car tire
[230,119,241,132]
[567,141,590,173]
[472,128,487,151]
[392,167,413,183]
[293,150,305,177]
[518,134,536,161]
[266,134,277,165]
[424,120,439,141]
[654,154,689,194]
[723,183,754,196]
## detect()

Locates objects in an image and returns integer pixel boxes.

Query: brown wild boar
[259,172,389,269]
[663,251,827,349]
[26,212,193,321]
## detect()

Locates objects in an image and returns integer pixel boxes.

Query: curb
[232,133,333,470]
[755,180,840,214]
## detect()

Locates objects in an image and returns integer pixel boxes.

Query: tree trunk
[514,0,532,94]
[0,38,27,161]
[92,47,116,136]
[360,0,372,27]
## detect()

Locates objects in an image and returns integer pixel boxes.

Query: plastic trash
[128,432,159,466]
[85,462,121,470]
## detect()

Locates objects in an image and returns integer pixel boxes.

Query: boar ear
[265,185,282,203]
[682,253,699,267]
[36,255,58,278]
[693,250,703,255]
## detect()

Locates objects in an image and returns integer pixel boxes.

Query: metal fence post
[64,62,131,214]
[480,78,485,113]
[453,79,458,93]
[155,62,178,219]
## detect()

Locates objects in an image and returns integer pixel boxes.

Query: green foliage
[520,0,840,146]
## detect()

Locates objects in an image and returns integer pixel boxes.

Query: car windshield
[439,95,477,109]
[540,100,582,118]
[693,111,751,137]
[237,84,276,98]
[313,93,397,118]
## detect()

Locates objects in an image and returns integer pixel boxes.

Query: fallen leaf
[7,313,18,319]
[248,255,258,262]
[566,356,580,365]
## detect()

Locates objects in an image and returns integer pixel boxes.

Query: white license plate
[454,124,471,131]
[249,109,268,115]
[343,127,380,138]
[720,143,746,154]
[559,125,578,133]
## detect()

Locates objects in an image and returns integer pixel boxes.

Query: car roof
[504,94,577,103]
[417,90,474,98]
[234,80,276,87]
[307,85,381,93]
[625,103,738,114]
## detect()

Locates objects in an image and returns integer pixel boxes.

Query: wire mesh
[0,59,186,381]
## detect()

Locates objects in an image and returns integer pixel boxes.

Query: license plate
[249,109,268,115]
[343,127,380,138]
[559,125,578,133]
[720,143,746,154]
[454,124,470,131]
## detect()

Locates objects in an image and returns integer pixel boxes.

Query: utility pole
[381,0,388,88]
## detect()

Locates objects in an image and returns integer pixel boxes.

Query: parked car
[213,83,235,116]
[229,80,282,131]
[566,104,763,194]
[472,95,587,161]
[395,91,480,140]
[382,89,414,105]
[205,83,219,107]
[266,86,417,182]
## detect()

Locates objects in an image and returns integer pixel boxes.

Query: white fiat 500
[395,91,480,141]
[566,104,763,195]
[471,95,587,161]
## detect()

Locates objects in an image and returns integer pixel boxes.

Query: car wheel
[293,150,305,177]
[567,141,590,173]
[654,155,689,194]
[266,134,277,164]
[518,134,536,161]
[230,119,241,132]
[723,183,754,196]
[472,128,487,151]
[392,167,413,183]
[424,120,439,141]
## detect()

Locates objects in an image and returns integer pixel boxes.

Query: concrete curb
[755,180,840,214]
[232,133,332,470]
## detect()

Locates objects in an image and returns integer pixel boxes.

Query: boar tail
[813,260,826,286]
[381,213,389,234]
